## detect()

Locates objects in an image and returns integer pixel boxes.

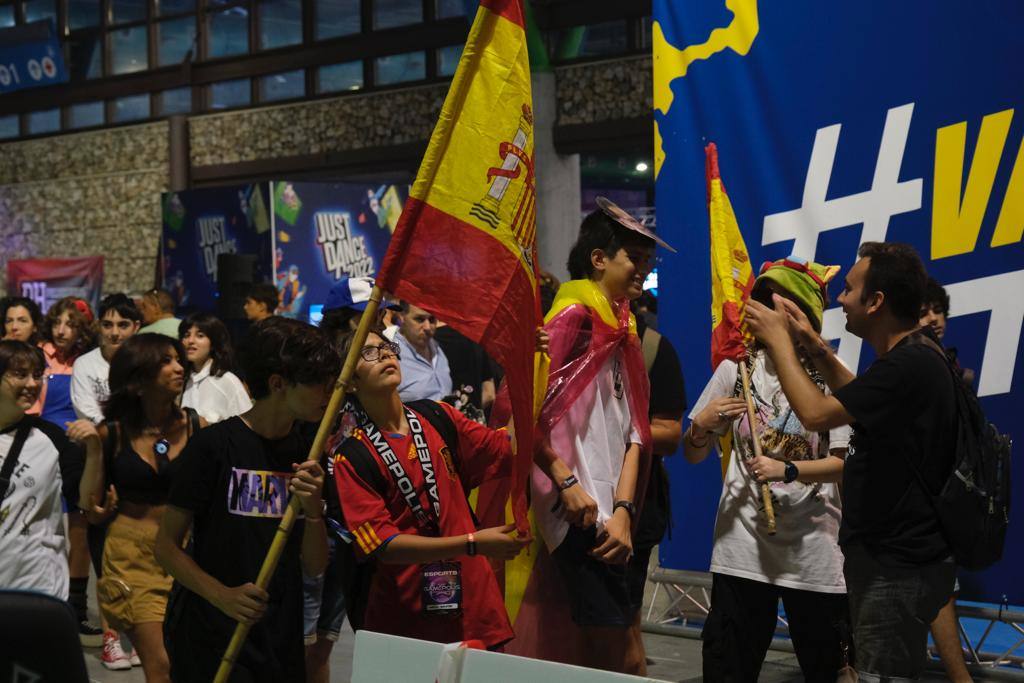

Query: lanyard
[360,407,442,535]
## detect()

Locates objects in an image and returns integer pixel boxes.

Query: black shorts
[550,525,639,628]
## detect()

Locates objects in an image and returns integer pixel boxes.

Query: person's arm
[681,361,747,464]
[290,461,329,578]
[379,524,529,564]
[651,415,682,456]
[745,298,853,432]
[66,419,111,519]
[774,297,856,391]
[480,379,496,411]
[532,436,598,528]
[745,450,847,484]
[155,506,269,625]
[590,442,640,565]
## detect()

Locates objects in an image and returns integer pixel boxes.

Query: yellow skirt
[97,514,172,631]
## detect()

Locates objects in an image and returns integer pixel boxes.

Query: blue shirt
[395,332,453,402]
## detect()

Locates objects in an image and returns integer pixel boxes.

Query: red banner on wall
[6,257,104,314]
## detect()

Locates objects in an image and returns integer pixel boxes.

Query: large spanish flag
[376,0,538,533]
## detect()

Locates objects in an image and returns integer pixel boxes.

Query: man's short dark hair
[0,339,45,378]
[247,283,279,313]
[567,209,655,281]
[144,288,175,314]
[857,242,928,325]
[237,317,341,400]
[98,293,143,323]
[922,276,950,316]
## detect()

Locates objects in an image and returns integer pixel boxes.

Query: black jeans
[843,544,956,681]
[702,572,851,683]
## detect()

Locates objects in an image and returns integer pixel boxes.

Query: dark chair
[0,590,90,683]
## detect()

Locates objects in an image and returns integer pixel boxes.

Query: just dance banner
[271,180,405,322]
[161,184,272,314]
[654,2,1024,603]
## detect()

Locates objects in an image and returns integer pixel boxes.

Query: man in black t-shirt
[155,318,340,682]
[744,243,957,681]
[434,323,498,422]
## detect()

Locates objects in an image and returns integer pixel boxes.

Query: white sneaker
[101,631,132,671]
[129,649,142,667]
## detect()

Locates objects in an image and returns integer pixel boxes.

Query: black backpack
[906,332,1012,571]
[328,400,463,631]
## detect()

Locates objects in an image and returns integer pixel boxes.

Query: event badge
[421,561,462,615]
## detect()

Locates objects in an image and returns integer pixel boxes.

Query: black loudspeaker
[217,253,258,321]
[0,591,90,682]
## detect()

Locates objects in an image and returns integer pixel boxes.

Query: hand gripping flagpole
[214,286,384,683]
[738,355,777,535]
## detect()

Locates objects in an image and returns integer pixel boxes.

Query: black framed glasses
[360,341,401,363]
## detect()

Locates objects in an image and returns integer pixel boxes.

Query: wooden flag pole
[213,286,385,683]
[739,359,777,535]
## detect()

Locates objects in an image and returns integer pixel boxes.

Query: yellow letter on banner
[992,137,1024,248]
[932,109,1013,259]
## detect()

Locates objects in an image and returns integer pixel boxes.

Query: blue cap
[323,276,400,312]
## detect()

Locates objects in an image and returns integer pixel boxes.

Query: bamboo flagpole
[213,286,384,683]
[738,358,777,535]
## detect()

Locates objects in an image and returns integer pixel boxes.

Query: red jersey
[333,401,514,648]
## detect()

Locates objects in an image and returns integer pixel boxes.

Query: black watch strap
[784,461,799,483]
[613,500,636,518]
[558,474,579,491]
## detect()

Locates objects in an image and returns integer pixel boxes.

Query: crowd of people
[0,199,980,682]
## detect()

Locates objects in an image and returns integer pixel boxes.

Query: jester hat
[753,256,840,331]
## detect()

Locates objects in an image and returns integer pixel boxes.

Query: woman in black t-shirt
[71,334,204,682]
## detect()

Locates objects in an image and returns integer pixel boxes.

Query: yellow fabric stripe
[352,525,373,554]
[544,279,637,335]
[363,523,383,550]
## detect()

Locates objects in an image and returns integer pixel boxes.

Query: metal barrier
[642,567,1024,680]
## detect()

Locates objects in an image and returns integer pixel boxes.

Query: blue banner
[654,2,1024,604]
[271,180,406,323]
[0,21,68,94]
[161,184,272,314]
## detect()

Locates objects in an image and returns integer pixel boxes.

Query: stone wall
[555,55,652,126]
[0,122,169,296]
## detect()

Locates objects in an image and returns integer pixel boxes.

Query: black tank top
[105,408,200,505]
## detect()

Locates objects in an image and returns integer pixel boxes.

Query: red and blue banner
[6,256,103,314]
[654,2,1024,604]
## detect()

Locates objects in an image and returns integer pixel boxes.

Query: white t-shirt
[533,351,642,552]
[689,350,851,593]
[71,347,110,424]
[0,417,73,600]
[181,360,253,424]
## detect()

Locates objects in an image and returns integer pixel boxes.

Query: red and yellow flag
[707,142,754,370]
[376,0,538,533]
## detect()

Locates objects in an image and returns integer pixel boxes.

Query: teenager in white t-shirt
[684,258,851,682]
[71,295,142,424]
[179,313,252,424]
[0,341,90,600]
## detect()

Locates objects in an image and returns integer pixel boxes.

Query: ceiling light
[635,162,649,172]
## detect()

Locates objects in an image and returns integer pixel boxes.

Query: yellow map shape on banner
[653,0,760,176]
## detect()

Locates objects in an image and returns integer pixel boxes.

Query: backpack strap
[406,399,461,471]
[336,435,387,496]
[641,328,662,375]
[0,419,33,505]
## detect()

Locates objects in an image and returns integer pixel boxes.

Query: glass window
[157,0,195,16]
[437,44,462,76]
[68,0,100,29]
[207,8,250,58]
[259,0,302,49]
[158,16,196,65]
[27,108,59,135]
[436,0,467,19]
[68,33,103,79]
[374,51,424,85]
[111,25,148,74]
[112,93,150,122]
[209,78,250,109]
[0,115,19,139]
[577,21,629,57]
[0,5,14,28]
[315,0,359,40]
[159,86,192,114]
[68,101,104,128]
[317,60,362,93]
[260,69,304,101]
[111,0,147,24]
[373,0,421,30]
[22,0,56,24]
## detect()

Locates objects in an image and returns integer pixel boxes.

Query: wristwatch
[613,500,636,518]
[783,461,799,484]
[466,532,477,557]
[558,474,579,491]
